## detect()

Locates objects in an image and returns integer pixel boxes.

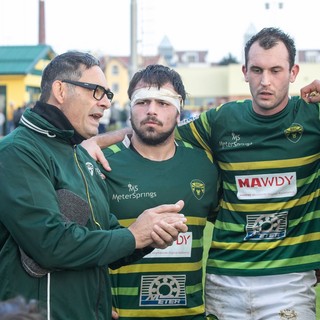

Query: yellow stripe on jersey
[111,283,203,296]
[214,210,320,232]
[208,253,320,270]
[110,261,202,273]
[111,286,138,296]
[114,305,205,318]
[109,144,122,153]
[189,121,211,154]
[119,216,208,227]
[218,153,320,171]
[211,231,320,251]
[221,188,320,212]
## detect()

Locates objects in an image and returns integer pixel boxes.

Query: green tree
[218,53,239,65]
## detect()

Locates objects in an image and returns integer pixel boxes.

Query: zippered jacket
[0,103,142,320]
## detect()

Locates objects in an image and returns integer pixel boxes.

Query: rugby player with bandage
[92,64,220,320]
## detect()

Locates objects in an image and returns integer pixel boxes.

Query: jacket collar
[21,101,85,144]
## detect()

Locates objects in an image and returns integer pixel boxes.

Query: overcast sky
[0,0,318,63]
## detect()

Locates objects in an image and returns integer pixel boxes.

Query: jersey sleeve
[176,110,214,154]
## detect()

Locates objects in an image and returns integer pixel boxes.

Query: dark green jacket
[0,103,139,319]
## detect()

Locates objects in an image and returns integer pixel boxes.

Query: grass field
[203,223,320,318]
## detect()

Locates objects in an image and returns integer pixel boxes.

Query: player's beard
[130,116,176,146]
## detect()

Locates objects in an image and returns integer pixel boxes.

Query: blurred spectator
[108,103,119,130]
[0,296,45,320]
[98,108,111,134]
[180,109,192,120]
[108,103,129,130]
[119,105,129,128]
[0,110,5,137]
[6,102,15,134]
[13,105,26,129]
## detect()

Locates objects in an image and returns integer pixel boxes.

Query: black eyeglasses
[62,80,114,102]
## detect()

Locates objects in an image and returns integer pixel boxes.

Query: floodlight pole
[130,0,138,80]
[38,0,46,44]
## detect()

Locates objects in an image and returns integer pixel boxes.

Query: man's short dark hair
[40,51,100,103]
[244,27,296,69]
[128,64,187,104]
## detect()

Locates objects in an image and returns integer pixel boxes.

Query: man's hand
[82,128,133,171]
[150,219,188,249]
[112,310,119,319]
[128,200,187,249]
[300,80,320,103]
[81,137,111,172]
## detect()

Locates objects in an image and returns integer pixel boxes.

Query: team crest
[190,179,205,200]
[284,123,303,143]
[279,309,297,320]
[86,162,94,176]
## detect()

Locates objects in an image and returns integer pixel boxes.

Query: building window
[112,65,119,75]
[183,52,198,64]
[305,51,320,63]
[112,83,119,93]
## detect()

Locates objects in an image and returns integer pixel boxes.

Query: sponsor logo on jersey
[112,183,157,202]
[140,274,187,306]
[146,232,192,258]
[236,172,297,199]
[178,114,200,126]
[85,162,105,179]
[219,132,253,149]
[284,123,303,143]
[190,179,205,200]
[244,212,288,240]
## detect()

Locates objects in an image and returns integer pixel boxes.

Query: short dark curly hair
[244,27,296,70]
[127,64,187,104]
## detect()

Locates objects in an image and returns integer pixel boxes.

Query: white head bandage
[130,87,182,113]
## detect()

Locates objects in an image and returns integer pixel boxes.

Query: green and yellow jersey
[176,97,320,276]
[103,137,219,319]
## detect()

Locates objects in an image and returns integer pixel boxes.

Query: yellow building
[104,56,320,112]
[0,45,55,134]
[104,55,167,109]
[176,62,320,108]
[104,57,131,109]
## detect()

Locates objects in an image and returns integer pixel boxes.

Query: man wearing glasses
[0,51,188,320]
[61,79,115,102]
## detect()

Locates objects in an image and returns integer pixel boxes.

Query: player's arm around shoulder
[300,80,320,103]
